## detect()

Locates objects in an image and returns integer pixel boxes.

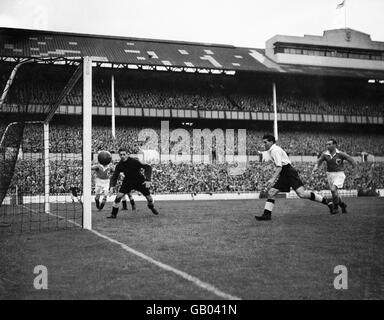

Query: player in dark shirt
[312,139,357,214]
[107,148,159,218]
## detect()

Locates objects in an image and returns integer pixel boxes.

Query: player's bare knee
[297,186,310,198]
[267,189,276,199]
[297,190,306,198]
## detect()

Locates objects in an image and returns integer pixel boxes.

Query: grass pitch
[1,198,383,299]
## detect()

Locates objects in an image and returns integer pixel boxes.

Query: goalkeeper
[107,148,159,219]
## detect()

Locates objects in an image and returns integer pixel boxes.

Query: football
[97,150,112,165]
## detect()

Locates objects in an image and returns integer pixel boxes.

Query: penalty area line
[23,205,241,300]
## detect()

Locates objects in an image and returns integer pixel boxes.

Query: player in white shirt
[92,162,119,210]
[92,162,136,211]
[255,134,331,221]
[92,163,113,210]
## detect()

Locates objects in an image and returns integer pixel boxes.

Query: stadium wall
[271,54,384,71]
[16,153,383,163]
[104,154,380,163]
[266,29,384,70]
[2,189,383,205]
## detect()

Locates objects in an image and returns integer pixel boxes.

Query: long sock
[130,199,135,207]
[122,200,128,209]
[95,197,100,209]
[264,199,275,215]
[333,195,339,208]
[310,192,328,205]
[111,206,119,217]
[99,197,107,209]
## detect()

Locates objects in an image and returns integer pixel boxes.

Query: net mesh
[0,122,25,207]
[0,62,84,234]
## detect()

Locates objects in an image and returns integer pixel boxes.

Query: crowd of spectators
[2,64,383,116]
[2,65,384,198]
[8,159,83,195]
[3,122,383,197]
[6,160,384,195]
[152,161,384,193]
[3,122,383,157]
[230,93,384,116]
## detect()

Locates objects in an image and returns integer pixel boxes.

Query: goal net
[0,58,91,233]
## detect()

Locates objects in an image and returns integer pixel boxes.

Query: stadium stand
[1,28,384,197]
[1,63,383,116]
[1,122,383,156]
[6,160,384,194]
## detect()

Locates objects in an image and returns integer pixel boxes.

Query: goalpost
[0,56,93,233]
[83,56,92,230]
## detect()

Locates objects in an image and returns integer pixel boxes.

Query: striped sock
[264,199,275,215]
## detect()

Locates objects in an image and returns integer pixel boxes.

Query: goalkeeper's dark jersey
[109,157,152,187]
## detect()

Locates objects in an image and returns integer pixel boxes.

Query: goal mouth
[0,59,88,234]
[0,120,84,234]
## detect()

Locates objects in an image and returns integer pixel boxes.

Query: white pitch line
[22,205,241,300]
[89,228,241,300]
[22,205,82,227]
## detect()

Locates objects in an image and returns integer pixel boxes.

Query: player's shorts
[272,164,303,192]
[119,179,150,196]
[95,178,110,196]
[326,171,346,189]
